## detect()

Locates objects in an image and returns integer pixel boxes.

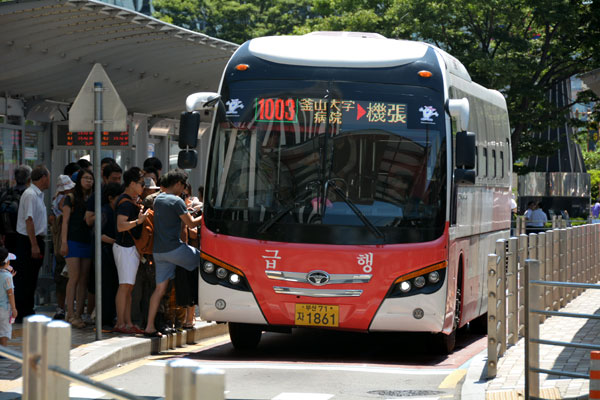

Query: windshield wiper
[328,181,384,239]
[257,183,319,234]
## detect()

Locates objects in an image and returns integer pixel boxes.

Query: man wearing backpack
[143,169,202,337]
[0,165,32,253]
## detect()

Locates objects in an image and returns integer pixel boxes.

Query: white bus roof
[247,32,472,82]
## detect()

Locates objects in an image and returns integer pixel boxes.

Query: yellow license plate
[294,303,339,327]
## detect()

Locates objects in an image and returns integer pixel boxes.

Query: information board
[54,124,130,149]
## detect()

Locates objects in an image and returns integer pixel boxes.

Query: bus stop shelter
[0,0,238,190]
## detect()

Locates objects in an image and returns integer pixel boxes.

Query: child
[0,246,17,347]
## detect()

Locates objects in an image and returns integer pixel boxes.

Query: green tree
[383,0,600,163]
[153,0,314,44]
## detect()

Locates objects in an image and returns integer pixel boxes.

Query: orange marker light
[418,70,433,78]
[235,64,250,71]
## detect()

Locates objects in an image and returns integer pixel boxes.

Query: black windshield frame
[204,80,447,245]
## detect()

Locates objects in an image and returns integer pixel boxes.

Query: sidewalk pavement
[462,285,600,400]
[0,312,228,395]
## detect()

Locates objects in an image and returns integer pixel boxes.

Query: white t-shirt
[16,184,47,236]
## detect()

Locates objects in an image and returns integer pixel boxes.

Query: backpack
[117,197,154,256]
[0,187,23,235]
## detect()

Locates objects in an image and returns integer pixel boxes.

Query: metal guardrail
[525,259,600,400]
[487,223,600,380]
[0,315,225,400]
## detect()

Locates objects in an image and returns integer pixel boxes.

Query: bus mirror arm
[447,98,470,132]
[186,92,222,111]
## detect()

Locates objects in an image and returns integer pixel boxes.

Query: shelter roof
[0,0,238,118]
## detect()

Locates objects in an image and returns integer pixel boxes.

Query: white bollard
[23,315,51,400]
[165,359,198,400]
[42,320,71,400]
[194,367,225,400]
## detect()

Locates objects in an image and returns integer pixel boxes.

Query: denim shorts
[66,240,92,259]
[153,244,201,284]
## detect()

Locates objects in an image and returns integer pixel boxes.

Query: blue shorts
[66,240,92,259]
[153,244,201,284]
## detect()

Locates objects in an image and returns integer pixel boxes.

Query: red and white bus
[183,32,512,352]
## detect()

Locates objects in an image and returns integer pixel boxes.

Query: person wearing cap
[14,165,50,322]
[0,246,17,346]
[49,175,75,320]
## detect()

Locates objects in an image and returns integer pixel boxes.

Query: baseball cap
[3,252,16,265]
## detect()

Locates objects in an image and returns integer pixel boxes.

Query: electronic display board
[54,124,131,149]
[253,97,408,130]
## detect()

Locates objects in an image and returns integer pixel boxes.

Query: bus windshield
[205,80,447,245]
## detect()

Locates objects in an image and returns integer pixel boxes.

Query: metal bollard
[487,253,500,379]
[559,229,567,306]
[42,321,71,400]
[495,239,507,356]
[537,232,546,322]
[23,315,52,400]
[544,231,553,314]
[518,234,528,336]
[507,237,519,343]
[165,359,199,400]
[592,351,600,400]
[552,230,560,310]
[195,368,225,400]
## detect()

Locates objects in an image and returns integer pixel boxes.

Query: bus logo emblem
[226,98,245,116]
[419,105,439,124]
[307,270,330,286]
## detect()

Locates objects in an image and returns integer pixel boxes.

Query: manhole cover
[368,390,445,397]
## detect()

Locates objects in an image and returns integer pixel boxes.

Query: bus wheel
[229,322,262,351]
[469,312,488,334]
[437,285,461,354]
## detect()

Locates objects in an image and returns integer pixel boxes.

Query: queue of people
[0,156,204,342]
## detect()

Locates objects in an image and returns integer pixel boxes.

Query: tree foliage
[153,0,600,163]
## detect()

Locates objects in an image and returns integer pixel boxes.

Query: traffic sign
[69,63,127,132]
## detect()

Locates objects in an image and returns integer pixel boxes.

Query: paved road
[74,327,487,399]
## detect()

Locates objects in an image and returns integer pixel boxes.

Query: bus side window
[500,151,504,178]
[475,146,478,175]
[483,148,488,178]
[492,149,496,178]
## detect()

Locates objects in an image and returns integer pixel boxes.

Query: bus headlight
[399,281,411,293]
[203,262,215,274]
[428,271,440,283]
[414,276,426,288]
[229,274,241,285]
[216,267,228,279]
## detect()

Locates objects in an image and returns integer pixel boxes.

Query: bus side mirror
[179,112,200,149]
[454,131,476,185]
[178,150,198,169]
[455,131,476,169]
[186,92,221,112]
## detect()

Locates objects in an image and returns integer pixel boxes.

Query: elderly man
[13,165,50,322]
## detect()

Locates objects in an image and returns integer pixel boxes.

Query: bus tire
[437,330,456,354]
[229,322,262,351]
[469,312,488,334]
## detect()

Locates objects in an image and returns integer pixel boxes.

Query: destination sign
[254,97,407,128]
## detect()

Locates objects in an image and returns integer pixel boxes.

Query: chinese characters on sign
[262,249,281,270]
[255,98,407,127]
[357,252,374,273]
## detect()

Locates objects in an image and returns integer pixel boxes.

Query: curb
[460,348,488,400]
[71,322,229,376]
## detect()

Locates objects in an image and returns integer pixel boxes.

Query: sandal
[143,330,162,338]
[68,316,86,329]
[127,325,145,334]
[183,323,194,329]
